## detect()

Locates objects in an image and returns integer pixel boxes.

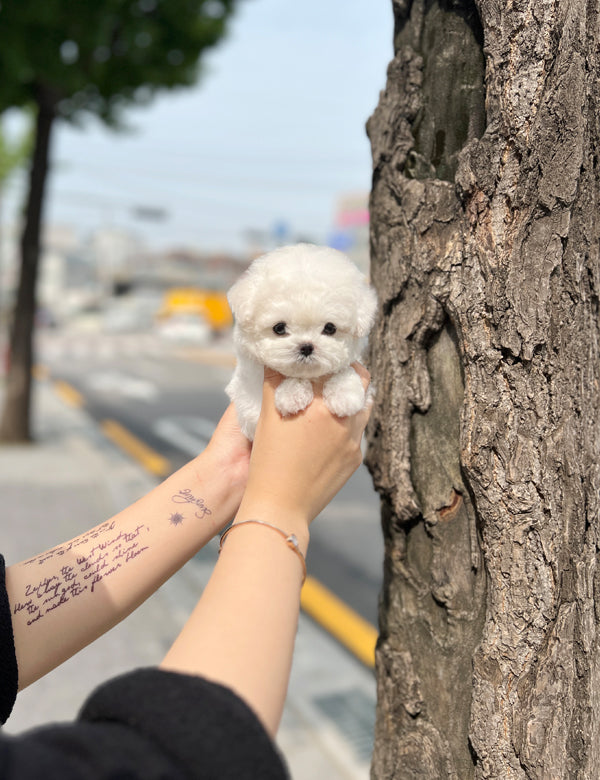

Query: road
[37,326,384,633]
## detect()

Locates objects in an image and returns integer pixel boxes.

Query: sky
[5,0,393,256]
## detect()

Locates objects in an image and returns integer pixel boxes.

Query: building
[328,192,370,274]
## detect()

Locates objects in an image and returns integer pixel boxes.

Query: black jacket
[0,556,288,779]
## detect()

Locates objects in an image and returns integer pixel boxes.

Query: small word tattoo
[15,523,151,627]
[171,488,212,520]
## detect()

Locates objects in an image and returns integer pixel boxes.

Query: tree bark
[0,88,55,442]
[367,0,600,777]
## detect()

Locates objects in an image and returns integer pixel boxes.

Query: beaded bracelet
[219,520,307,584]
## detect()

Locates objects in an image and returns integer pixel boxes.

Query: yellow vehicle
[158,288,233,331]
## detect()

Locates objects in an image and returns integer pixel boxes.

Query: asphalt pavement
[1,370,377,779]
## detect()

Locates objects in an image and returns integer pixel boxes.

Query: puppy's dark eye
[273,322,288,336]
[322,322,337,336]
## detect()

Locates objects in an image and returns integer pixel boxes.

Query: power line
[53,159,369,193]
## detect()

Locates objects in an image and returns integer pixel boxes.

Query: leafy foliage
[0,0,237,123]
[0,0,239,442]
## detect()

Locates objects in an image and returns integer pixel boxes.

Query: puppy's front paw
[323,368,366,417]
[275,378,314,416]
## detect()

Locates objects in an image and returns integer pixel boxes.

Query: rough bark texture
[367,0,600,777]
[0,89,55,442]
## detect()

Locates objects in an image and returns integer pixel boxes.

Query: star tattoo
[169,512,184,527]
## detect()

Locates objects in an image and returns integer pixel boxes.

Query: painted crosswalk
[86,370,159,402]
[153,416,216,457]
[39,331,173,363]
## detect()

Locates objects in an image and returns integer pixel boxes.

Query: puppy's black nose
[299,343,314,357]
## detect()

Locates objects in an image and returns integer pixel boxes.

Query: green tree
[0,0,237,441]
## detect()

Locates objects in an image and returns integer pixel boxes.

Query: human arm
[161,365,372,736]
[5,404,251,691]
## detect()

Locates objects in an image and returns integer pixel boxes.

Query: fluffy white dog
[225,243,377,440]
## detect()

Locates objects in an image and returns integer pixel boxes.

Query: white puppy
[225,243,377,440]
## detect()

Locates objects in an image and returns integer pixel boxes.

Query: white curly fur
[225,244,377,440]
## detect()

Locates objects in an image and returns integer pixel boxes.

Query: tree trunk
[366,0,600,777]
[0,89,55,442]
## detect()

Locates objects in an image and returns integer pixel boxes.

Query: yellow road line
[53,380,84,408]
[101,419,171,478]
[301,575,377,669]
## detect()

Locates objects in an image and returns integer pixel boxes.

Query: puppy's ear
[227,272,255,327]
[353,283,378,337]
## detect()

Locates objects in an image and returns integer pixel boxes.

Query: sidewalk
[0,376,376,779]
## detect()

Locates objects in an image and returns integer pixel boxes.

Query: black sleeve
[0,554,18,725]
[0,668,290,780]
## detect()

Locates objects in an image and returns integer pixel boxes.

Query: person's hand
[202,403,252,508]
[237,364,372,543]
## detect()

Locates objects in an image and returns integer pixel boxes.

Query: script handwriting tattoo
[15,524,150,627]
[171,488,212,520]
